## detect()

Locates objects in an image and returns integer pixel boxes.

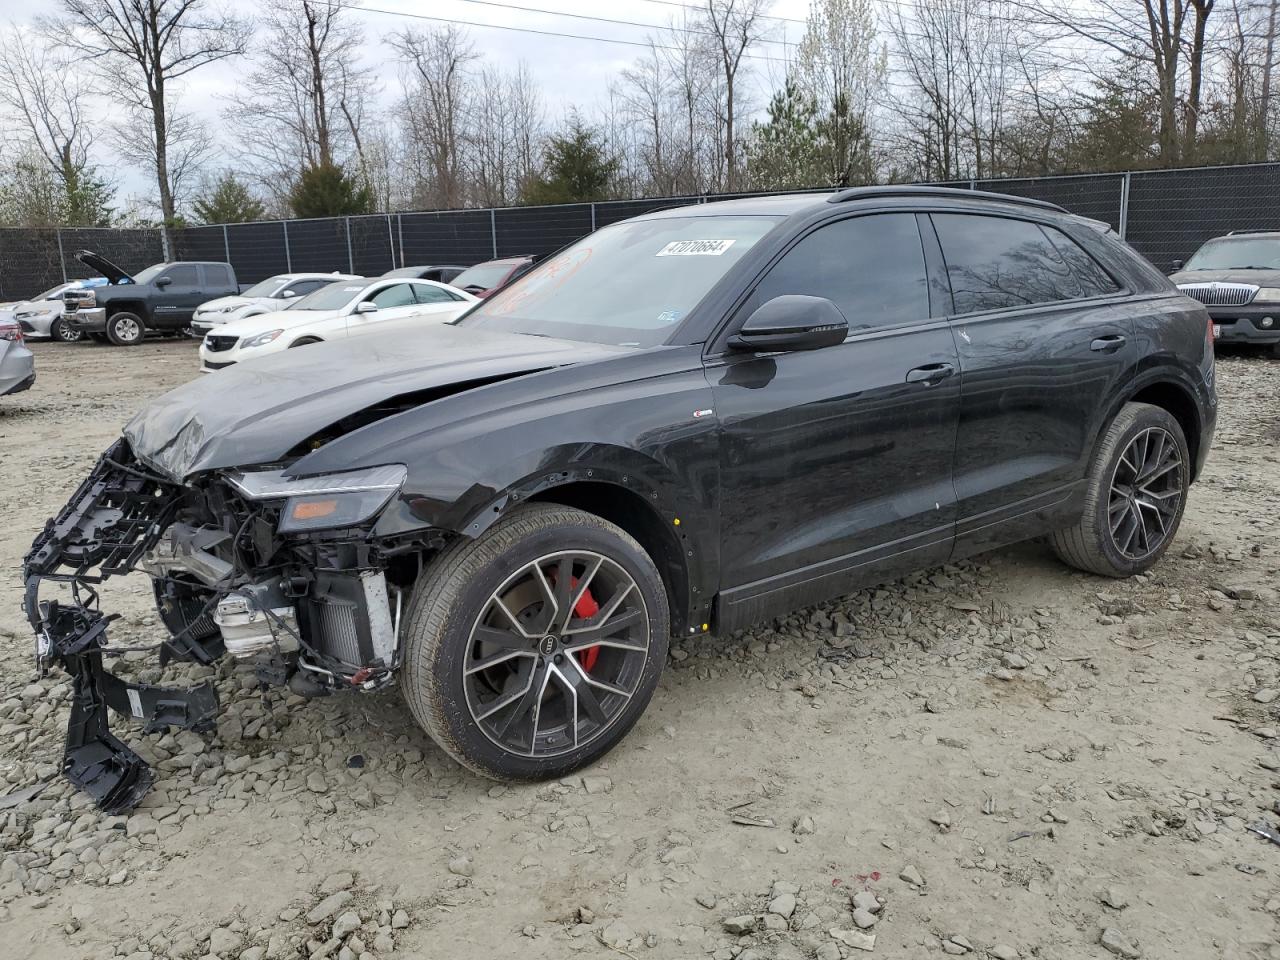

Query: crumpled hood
[124,325,628,480]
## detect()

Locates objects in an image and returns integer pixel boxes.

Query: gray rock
[830,928,876,952]
[208,927,240,956]
[723,915,757,935]
[1100,928,1141,959]
[320,872,353,896]
[851,908,877,929]
[851,891,881,915]
[306,891,353,925]
[899,864,925,887]
[582,776,613,794]
[600,920,635,949]
[990,946,1019,960]
[306,773,328,794]
[332,911,361,940]
[1101,886,1129,910]
[448,856,474,877]
[768,894,796,919]
[1255,689,1278,704]
[815,944,841,960]
[391,909,410,929]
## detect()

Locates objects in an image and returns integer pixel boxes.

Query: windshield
[132,264,165,284]
[452,262,517,290]
[459,215,782,346]
[1185,237,1280,270]
[242,275,293,297]
[289,280,366,311]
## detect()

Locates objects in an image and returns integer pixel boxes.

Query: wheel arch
[1127,379,1202,475]
[105,301,148,321]
[527,480,694,639]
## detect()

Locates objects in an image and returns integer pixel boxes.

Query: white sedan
[198,277,478,371]
[191,272,359,335]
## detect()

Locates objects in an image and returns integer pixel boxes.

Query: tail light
[0,321,22,342]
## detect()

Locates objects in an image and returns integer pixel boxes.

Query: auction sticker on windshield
[655,239,736,256]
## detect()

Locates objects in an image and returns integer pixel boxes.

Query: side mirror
[1169,259,1184,272]
[155,276,172,288]
[355,300,378,314]
[281,290,297,299]
[728,295,848,352]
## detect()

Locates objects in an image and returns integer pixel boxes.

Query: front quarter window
[459,214,781,347]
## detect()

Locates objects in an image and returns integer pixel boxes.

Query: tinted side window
[412,283,455,304]
[1042,226,1121,297]
[284,279,325,297]
[165,265,199,286]
[370,283,416,308]
[932,214,1101,313]
[755,213,931,332]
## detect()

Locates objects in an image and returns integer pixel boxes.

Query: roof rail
[826,185,1066,213]
[1225,228,1279,235]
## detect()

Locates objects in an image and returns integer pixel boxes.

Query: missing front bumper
[23,440,222,813]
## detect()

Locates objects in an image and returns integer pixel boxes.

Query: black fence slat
[10,162,1280,301]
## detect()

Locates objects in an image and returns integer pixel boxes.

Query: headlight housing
[1253,287,1280,303]
[228,464,408,533]
[241,329,284,349]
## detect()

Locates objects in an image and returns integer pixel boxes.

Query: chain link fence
[3,161,1279,301]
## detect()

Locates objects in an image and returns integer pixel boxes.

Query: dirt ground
[1,338,1278,960]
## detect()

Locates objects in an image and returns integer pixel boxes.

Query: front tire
[1051,402,1190,577]
[400,504,669,780]
[105,311,145,346]
[50,318,82,343]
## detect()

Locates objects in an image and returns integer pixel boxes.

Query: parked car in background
[191,272,358,336]
[198,276,478,370]
[449,256,537,298]
[0,317,34,397]
[23,187,1216,811]
[65,251,240,345]
[11,278,110,342]
[382,265,467,284]
[1171,230,1280,355]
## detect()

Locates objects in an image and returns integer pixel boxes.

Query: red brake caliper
[569,577,601,672]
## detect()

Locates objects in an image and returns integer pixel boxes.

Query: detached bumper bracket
[41,601,219,814]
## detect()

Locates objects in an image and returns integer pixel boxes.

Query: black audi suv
[24,186,1216,812]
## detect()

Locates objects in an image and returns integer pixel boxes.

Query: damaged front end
[23,438,435,813]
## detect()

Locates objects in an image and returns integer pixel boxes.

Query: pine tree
[746,79,824,190]
[192,172,267,224]
[520,116,617,205]
[289,161,374,218]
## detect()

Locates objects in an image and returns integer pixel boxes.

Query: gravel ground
[0,338,1278,960]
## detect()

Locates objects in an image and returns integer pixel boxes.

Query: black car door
[710,212,961,626]
[151,264,204,327]
[927,212,1135,554]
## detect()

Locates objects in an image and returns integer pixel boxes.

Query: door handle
[905,362,955,385]
[1090,335,1127,353]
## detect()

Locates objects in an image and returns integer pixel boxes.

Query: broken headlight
[228,464,407,533]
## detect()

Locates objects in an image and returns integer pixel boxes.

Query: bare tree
[797,0,884,185]
[394,25,478,209]
[703,0,770,190]
[50,0,248,236]
[225,0,375,206]
[1014,0,1216,164]
[0,27,103,215]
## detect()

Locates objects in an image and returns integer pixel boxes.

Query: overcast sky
[7,0,817,205]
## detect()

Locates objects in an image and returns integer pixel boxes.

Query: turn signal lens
[290,498,339,522]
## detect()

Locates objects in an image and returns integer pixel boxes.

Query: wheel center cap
[539,635,558,656]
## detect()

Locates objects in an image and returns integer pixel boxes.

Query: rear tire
[50,318,82,343]
[1050,402,1190,577]
[105,311,145,346]
[400,504,669,780]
